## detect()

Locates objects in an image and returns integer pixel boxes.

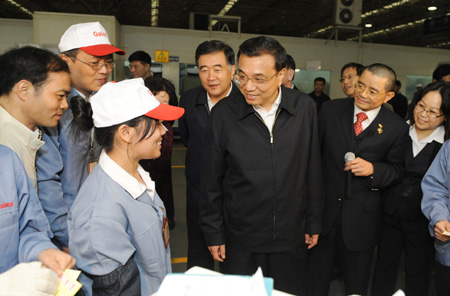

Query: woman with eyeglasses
[372,81,450,296]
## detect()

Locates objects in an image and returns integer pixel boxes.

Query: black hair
[61,48,79,59]
[128,50,152,66]
[0,46,69,96]
[238,36,287,72]
[144,76,179,107]
[395,80,401,87]
[407,81,450,140]
[144,76,179,126]
[286,55,296,70]
[95,116,157,152]
[433,64,450,81]
[364,63,397,92]
[314,77,326,83]
[340,62,364,78]
[70,96,94,139]
[195,40,235,67]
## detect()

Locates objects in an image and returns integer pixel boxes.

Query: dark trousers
[435,261,450,296]
[372,209,434,296]
[186,201,214,270]
[221,246,307,296]
[307,222,374,296]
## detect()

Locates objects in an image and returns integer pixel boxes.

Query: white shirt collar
[253,86,282,114]
[207,82,233,111]
[411,124,445,144]
[353,103,381,125]
[98,150,156,200]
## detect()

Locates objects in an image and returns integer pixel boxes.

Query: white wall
[0,19,33,53]
[1,14,449,98]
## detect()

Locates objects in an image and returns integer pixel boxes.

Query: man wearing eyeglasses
[36,22,125,255]
[307,64,409,296]
[179,40,240,271]
[199,36,322,295]
[340,62,364,98]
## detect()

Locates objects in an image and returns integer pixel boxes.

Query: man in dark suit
[200,36,322,295]
[307,63,409,296]
[178,40,240,270]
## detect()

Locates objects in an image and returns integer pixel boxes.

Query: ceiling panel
[0,0,449,49]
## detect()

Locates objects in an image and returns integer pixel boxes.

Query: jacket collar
[194,87,208,106]
[237,86,295,120]
[194,82,238,106]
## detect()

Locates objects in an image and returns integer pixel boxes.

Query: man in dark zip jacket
[178,40,240,270]
[199,36,323,296]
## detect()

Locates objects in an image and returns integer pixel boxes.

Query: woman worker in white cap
[68,78,184,296]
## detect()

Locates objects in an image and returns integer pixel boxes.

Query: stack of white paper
[157,267,272,296]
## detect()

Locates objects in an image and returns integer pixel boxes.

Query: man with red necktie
[307,63,409,296]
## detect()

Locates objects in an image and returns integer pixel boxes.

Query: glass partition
[292,69,331,95]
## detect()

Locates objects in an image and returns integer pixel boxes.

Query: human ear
[288,69,295,81]
[15,80,32,101]
[230,65,236,80]
[60,54,70,63]
[117,124,133,144]
[277,68,287,85]
[383,91,395,103]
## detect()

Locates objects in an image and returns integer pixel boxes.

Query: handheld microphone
[344,152,355,199]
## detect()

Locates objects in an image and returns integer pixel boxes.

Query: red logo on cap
[93,31,107,37]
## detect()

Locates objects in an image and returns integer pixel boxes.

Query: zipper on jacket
[254,109,281,247]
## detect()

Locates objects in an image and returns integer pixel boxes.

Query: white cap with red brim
[59,22,125,56]
[91,78,185,128]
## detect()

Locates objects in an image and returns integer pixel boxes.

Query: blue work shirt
[68,151,171,296]
[422,140,450,266]
[0,145,55,273]
[37,88,100,248]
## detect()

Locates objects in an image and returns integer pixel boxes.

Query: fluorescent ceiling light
[6,0,32,16]
[151,0,159,27]
[428,6,437,11]
[365,24,373,28]
[211,0,239,26]
[348,12,450,41]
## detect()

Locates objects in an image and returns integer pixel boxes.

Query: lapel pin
[377,124,383,134]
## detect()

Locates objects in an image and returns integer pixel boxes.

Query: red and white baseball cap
[59,22,125,56]
[91,78,185,128]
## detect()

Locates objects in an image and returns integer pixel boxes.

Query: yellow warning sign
[155,50,169,63]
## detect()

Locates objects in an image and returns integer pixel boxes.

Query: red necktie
[354,112,368,136]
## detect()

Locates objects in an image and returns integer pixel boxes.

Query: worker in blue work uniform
[36,22,126,251]
[0,145,75,295]
[68,78,185,296]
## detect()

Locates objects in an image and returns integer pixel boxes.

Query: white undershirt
[253,87,282,135]
[207,82,233,111]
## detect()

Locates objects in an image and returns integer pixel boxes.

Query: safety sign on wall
[155,50,169,63]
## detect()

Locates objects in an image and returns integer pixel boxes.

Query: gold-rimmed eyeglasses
[414,101,444,119]
[355,82,389,100]
[72,57,115,71]
[234,70,279,85]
